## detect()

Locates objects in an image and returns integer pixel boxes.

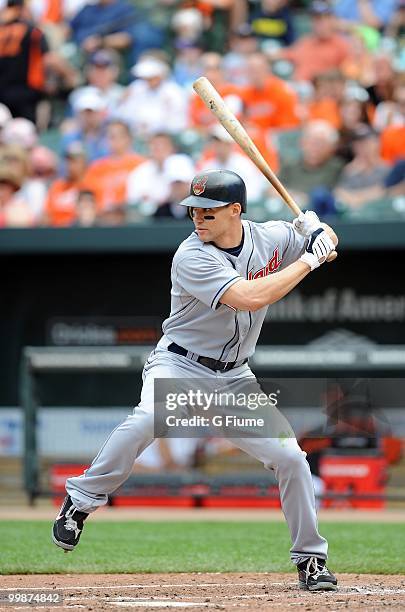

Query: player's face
[191,204,239,242]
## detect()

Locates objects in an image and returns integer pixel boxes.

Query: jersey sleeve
[175,254,243,311]
[263,220,306,267]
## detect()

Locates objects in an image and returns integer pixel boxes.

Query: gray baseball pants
[66,344,328,564]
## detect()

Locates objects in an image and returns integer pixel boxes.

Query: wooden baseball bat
[192,76,337,261]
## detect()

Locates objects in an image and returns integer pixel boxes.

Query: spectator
[172,40,204,89]
[171,7,204,50]
[366,53,396,107]
[381,124,405,165]
[385,0,405,39]
[75,189,98,226]
[333,0,399,30]
[340,28,375,84]
[279,120,344,210]
[69,50,125,114]
[277,1,351,82]
[306,70,346,129]
[250,0,295,47]
[189,51,243,131]
[83,119,145,212]
[62,87,108,162]
[27,145,58,221]
[190,0,242,55]
[29,0,67,50]
[0,164,33,227]
[127,133,191,216]
[337,95,371,162]
[239,52,300,129]
[0,0,77,123]
[335,124,389,208]
[0,144,29,177]
[1,117,38,149]
[126,0,171,63]
[116,56,187,137]
[381,85,405,164]
[43,141,88,226]
[1,143,57,223]
[373,80,405,131]
[197,125,268,202]
[69,0,136,57]
[154,155,195,219]
[222,23,259,85]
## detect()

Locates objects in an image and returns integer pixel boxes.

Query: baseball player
[53,169,338,592]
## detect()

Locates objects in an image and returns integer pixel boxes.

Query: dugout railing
[20,345,405,505]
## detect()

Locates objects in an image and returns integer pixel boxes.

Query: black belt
[168,342,248,373]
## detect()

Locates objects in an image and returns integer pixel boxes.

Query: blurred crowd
[0,0,404,228]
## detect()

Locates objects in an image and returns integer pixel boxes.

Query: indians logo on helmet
[192,176,208,196]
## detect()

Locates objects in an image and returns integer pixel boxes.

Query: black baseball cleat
[52,495,89,551]
[298,557,338,591]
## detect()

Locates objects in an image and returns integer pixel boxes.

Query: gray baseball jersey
[160,219,306,361]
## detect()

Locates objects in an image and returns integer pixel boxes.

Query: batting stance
[53,169,338,592]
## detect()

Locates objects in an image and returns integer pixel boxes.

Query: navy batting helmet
[179,169,247,215]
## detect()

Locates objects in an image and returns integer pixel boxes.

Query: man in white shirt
[115,56,188,137]
[126,132,194,217]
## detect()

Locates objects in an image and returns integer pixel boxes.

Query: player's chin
[196,229,210,241]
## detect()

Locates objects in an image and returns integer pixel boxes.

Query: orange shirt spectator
[45,178,82,226]
[189,82,242,129]
[381,125,405,165]
[240,75,300,130]
[307,98,341,129]
[84,152,145,211]
[44,142,87,226]
[279,2,350,82]
[83,120,144,211]
[282,34,349,82]
[238,53,299,130]
[305,70,345,129]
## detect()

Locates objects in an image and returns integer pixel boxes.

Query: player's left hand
[320,223,338,249]
[293,210,321,237]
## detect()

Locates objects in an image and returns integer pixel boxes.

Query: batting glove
[293,210,322,237]
[299,228,335,271]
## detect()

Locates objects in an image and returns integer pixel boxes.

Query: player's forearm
[222,260,310,312]
[247,260,311,309]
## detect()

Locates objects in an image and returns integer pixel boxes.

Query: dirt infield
[1,506,405,522]
[2,573,405,611]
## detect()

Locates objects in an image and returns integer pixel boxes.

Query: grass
[0,521,404,574]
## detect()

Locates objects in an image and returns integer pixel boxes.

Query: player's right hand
[293,210,321,237]
[299,228,336,271]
